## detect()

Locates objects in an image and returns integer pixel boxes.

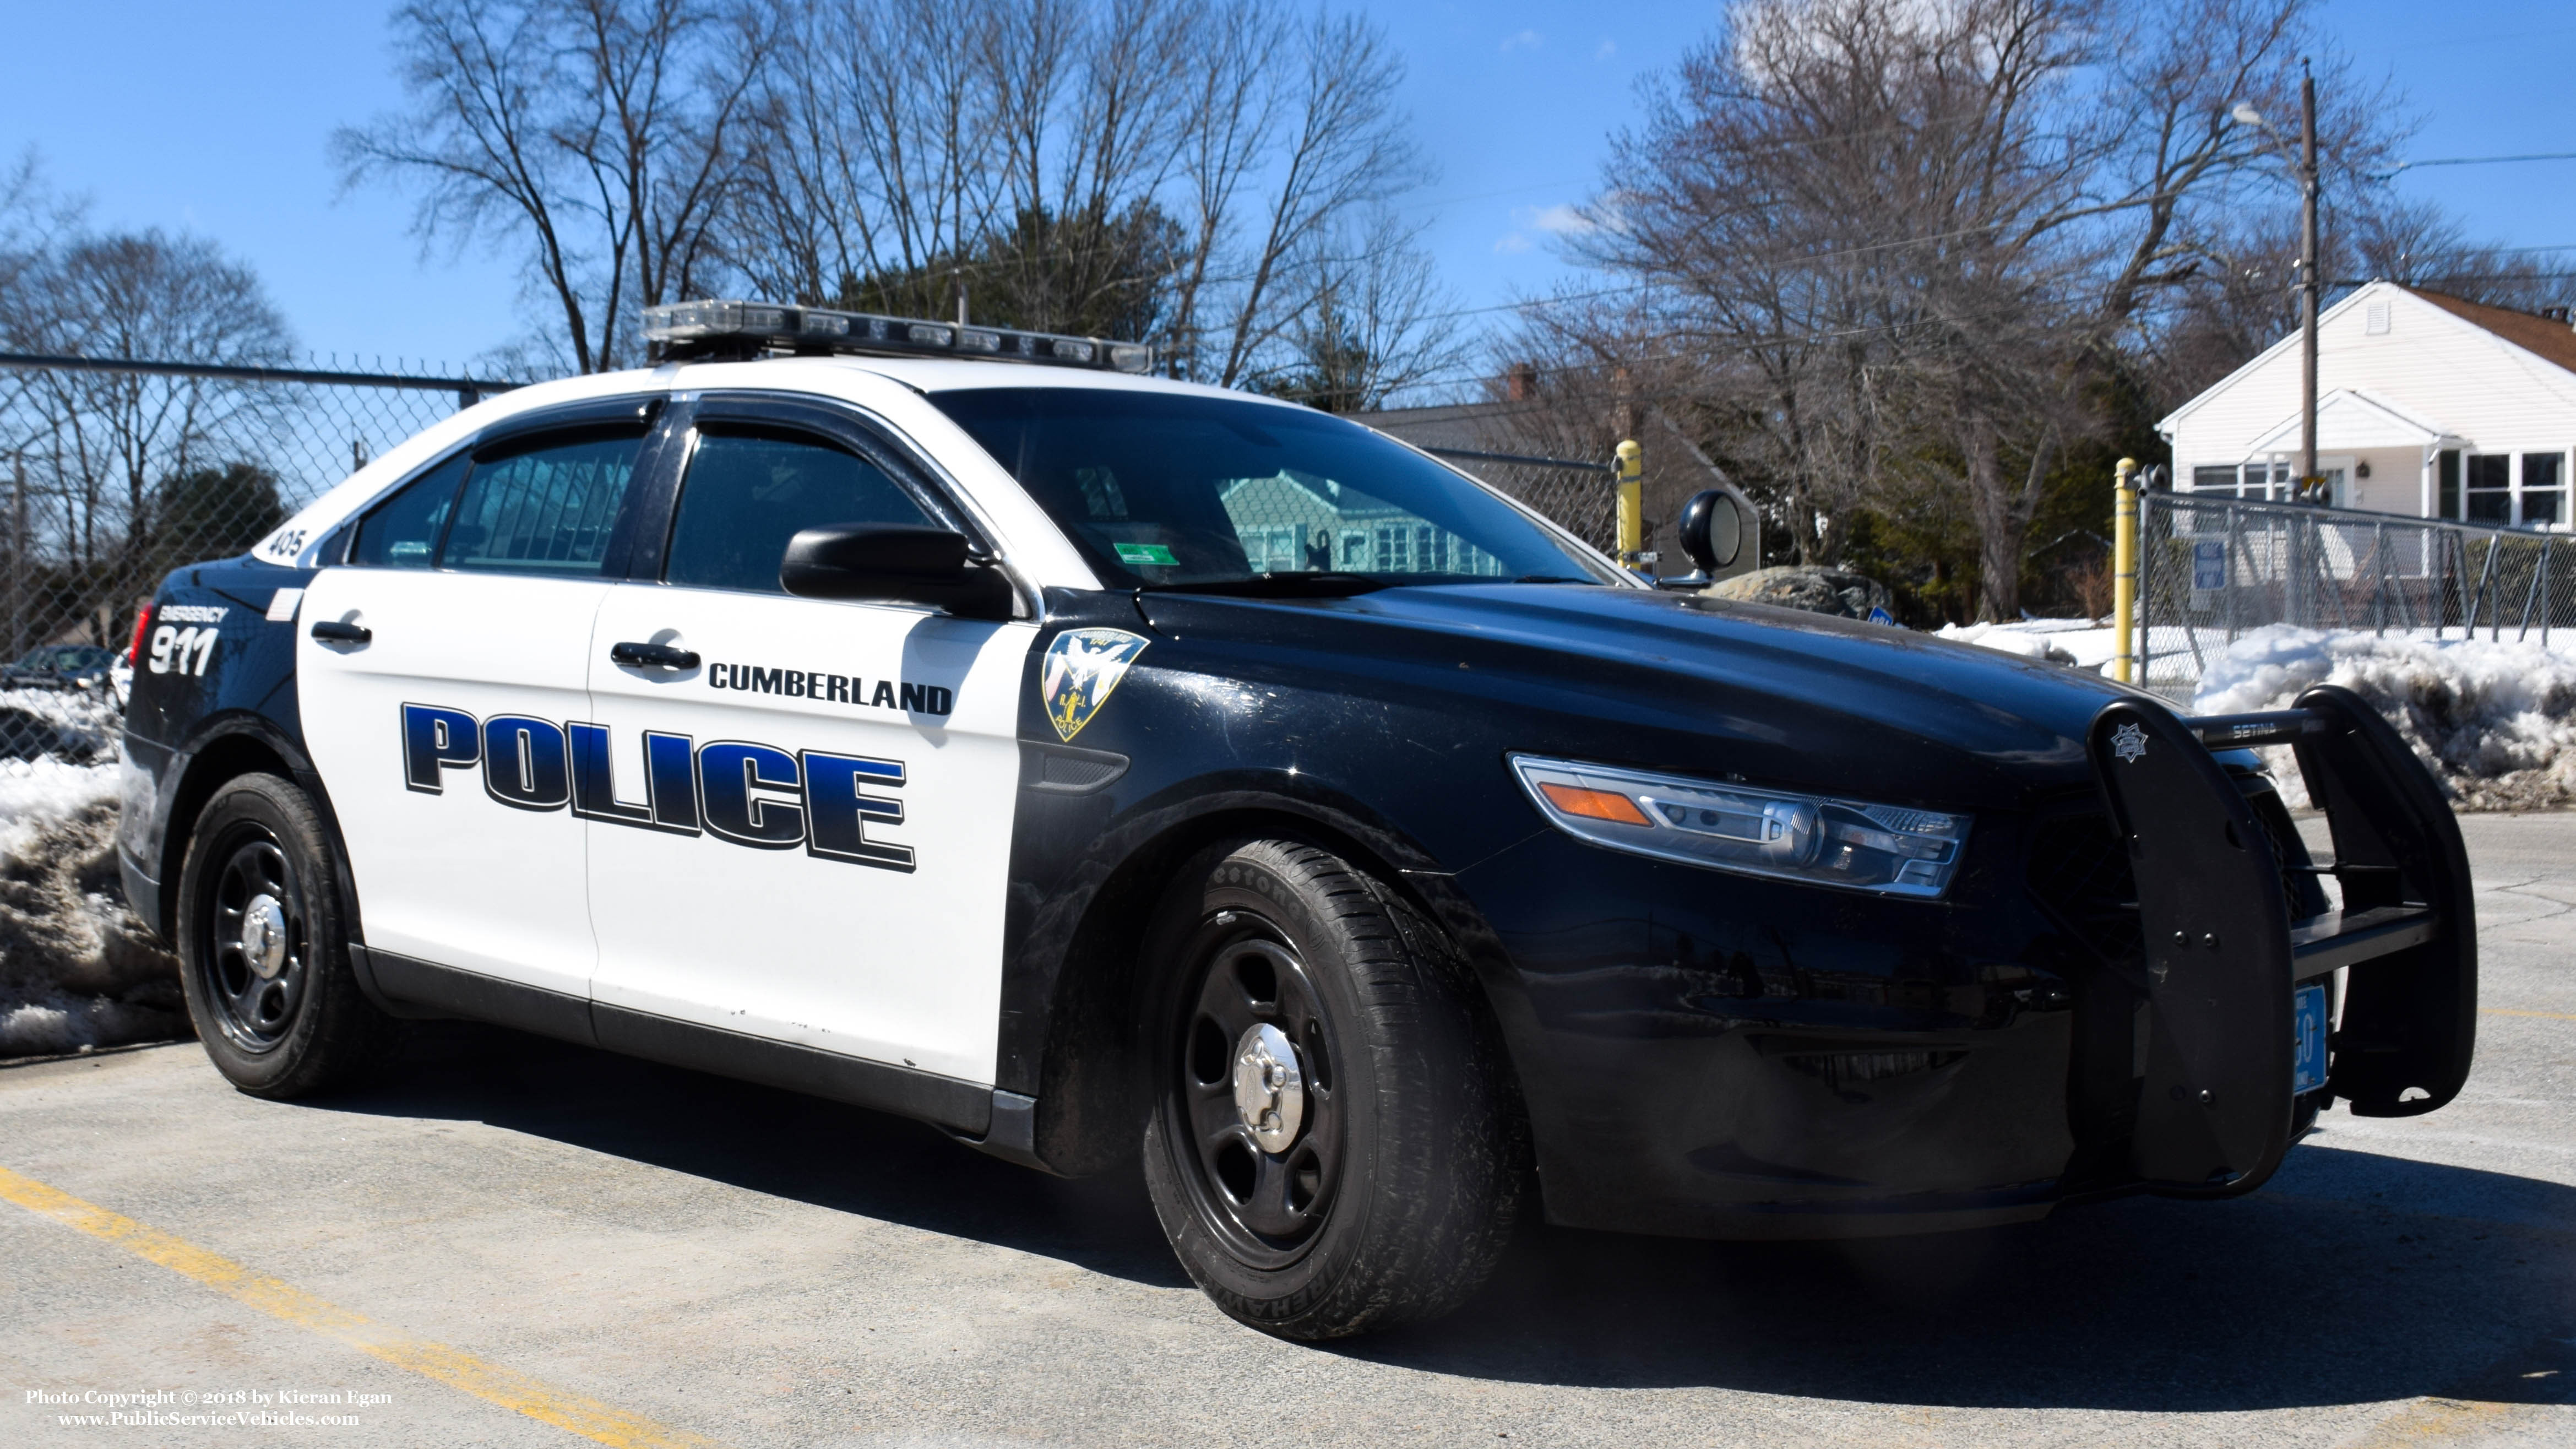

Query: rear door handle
[610,640,700,670]
[310,620,371,644]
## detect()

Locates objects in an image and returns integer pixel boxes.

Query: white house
[2159,280,2576,530]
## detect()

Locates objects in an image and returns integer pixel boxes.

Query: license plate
[2292,983,2330,1094]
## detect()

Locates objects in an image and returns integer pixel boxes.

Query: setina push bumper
[2093,682,2475,1198]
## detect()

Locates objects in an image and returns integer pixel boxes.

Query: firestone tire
[175,772,396,1098]
[1140,838,1525,1340]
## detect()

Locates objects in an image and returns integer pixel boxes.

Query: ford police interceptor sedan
[117,300,2477,1340]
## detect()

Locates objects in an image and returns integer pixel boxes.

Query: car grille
[2025,811,2143,965]
[2028,791,2324,964]
[2243,788,2329,922]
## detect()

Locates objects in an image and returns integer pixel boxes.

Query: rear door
[582,394,1032,1084]
[297,404,660,997]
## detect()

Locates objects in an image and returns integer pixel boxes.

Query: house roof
[2243,387,2459,454]
[2404,287,2576,377]
[2157,280,2576,438]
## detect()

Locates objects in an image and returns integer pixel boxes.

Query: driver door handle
[309,620,371,644]
[610,640,699,670]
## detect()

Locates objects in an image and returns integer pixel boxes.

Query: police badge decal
[1042,628,1150,741]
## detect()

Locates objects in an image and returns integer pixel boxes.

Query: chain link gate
[2134,490,2576,701]
[0,355,519,672]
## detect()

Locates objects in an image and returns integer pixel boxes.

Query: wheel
[1140,838,1524,1339]
[176,773,395,1097]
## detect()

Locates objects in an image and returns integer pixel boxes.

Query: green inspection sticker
[1113,541,1178,566]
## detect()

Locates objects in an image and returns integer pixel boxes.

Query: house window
[2524,453,2566,528]
[2366,301,2391,335]
[2465,454,2512,524]
[2438,449,2460,519]
[2192,466,2236,494]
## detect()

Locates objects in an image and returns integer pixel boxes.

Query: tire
[175,772,395,1097]
[1140,838,1525,1339]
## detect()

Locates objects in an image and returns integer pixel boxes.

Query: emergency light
[643,299,1155,374]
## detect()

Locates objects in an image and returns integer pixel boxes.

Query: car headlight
[1509,753,1971,898]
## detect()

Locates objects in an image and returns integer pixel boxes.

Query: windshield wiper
[1137,572,1393,598]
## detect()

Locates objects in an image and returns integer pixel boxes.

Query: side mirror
[780,523,1015,620]
[1668,489,1744,585]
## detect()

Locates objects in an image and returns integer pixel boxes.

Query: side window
[664,428,932,595]
[445,431,644,576]
[349,453,469,568]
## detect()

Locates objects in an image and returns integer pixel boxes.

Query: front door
[298,417,654,996]
[582,400,1030,1084]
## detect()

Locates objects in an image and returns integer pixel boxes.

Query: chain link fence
[0,356,1638,700]
[2136,490,2576,701]
[0,356,515,676]
[1420,447,1620,556]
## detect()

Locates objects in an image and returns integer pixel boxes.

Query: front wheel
[176,772,395,1097]
[1140,839,1524,1339]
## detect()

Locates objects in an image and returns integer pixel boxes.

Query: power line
[2374,151,2576,179]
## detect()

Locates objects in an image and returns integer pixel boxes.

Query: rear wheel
[176,773,395,1097]
[1140,838,1523,1339]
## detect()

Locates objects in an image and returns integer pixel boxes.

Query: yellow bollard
[1614,439,1643,569]
[2112,457,2138,685]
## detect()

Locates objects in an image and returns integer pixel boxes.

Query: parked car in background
[4,643,119,693]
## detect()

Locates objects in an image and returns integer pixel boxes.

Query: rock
[1704,565,1894,620]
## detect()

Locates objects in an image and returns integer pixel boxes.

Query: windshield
[928,388,1617,591]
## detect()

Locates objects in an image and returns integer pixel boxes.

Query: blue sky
[1,1,2569,377]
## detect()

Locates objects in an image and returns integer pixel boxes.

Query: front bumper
[1469,683,2474,1237]
[2101,683,2475,1197]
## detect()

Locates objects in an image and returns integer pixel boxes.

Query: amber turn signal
[1537,782,1651,826]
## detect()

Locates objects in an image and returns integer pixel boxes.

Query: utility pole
[2298,61,2320,500]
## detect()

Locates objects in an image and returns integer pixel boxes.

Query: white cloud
[1499,29,1541,52]
[1594,38,1617,60]
[1524,203,1596,236]
[1492,232,1534,255]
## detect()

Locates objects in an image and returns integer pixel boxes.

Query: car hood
[1134,583,2145,811]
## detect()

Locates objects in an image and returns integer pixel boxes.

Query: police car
[117,300,2478,1340]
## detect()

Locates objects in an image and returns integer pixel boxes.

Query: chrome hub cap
[240,893,289,980]
[1232,1022,1305,1153]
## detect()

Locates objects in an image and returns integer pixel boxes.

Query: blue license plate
[2292,983,2330,1094]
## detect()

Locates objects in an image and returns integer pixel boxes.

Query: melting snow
[0,690,183,1059]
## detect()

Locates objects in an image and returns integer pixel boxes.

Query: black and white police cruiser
[120,300,2479,1339]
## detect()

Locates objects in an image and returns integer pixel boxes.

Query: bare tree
[1188,9,1424,387]
[723,0,1432,390]
[1564,0,2403,618]
[335,0,769,372]
[1254,212,1460,411]
[0,227,291,644]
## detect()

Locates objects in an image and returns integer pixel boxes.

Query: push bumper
[2093,683,2476,1197]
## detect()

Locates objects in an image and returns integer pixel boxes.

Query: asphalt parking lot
[4,814,2572,1448]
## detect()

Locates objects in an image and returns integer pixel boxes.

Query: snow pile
[2192,626,2576,811]
[1934,621,2080,666]
[0,686,122,764]
[0,726,185,1059]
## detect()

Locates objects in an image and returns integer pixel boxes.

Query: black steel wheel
[1141,838,1525,1340]
[198,833,310,1052]
[177,772,395,1097]
[1170,923,1344,1267]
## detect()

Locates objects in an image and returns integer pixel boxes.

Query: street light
[2230,66,2323,503]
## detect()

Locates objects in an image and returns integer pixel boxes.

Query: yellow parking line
[2482,1008,2576,1021]
[0,1165,726,1449]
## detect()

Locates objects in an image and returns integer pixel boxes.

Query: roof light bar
[642,299,1155,374]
